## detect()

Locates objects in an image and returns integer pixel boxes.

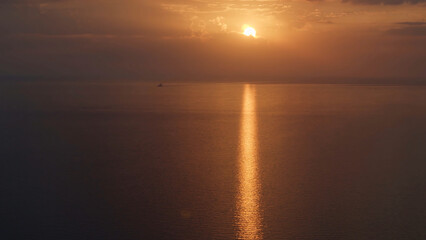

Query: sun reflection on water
[236,84,262,240]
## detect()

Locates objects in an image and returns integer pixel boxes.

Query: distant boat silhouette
[157,83,163,87]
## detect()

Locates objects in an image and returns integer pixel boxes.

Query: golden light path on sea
[236,84,262,240]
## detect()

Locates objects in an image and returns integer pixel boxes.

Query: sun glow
[243,25,256,37]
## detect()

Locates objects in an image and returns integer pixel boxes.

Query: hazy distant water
[1,82,425,240]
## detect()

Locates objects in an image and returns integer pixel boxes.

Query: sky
[0,0,425,83]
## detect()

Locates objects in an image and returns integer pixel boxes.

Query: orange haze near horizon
[0,0,425,82]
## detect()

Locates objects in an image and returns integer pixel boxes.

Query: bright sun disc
[243,26,256,37]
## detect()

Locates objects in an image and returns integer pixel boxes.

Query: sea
[1,81,425,239]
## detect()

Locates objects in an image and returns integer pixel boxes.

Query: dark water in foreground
[1,82,425,239]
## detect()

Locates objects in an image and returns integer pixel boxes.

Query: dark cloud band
[344,0,424,4]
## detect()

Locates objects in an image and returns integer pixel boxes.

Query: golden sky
[0,0,425,82]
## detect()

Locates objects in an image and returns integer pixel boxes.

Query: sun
[242,25,256,37]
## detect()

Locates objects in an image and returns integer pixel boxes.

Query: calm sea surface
[1,82,425,239]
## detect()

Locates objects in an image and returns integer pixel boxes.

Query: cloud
[1,29,425,81]
[342,0,425,4]
[386,21,426,36]
[396,21,426,26]
[308,0,425,4]
[210,16,227,32]
[0,0,189,37]
[161,0,290,13]
[387,26,426,36]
